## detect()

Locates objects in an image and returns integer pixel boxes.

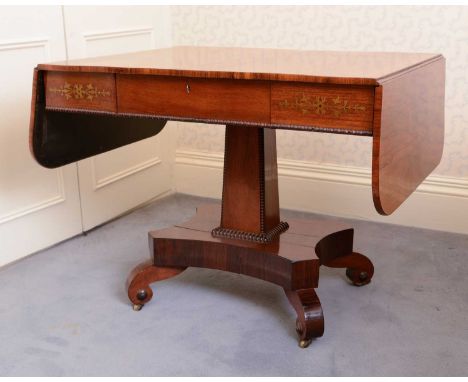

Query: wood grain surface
[117,74,270,123]
[38,46,441,86]
[372,57,445,215]
[271,82,374,132]
[220,126,280,233]
[149,204,360,290]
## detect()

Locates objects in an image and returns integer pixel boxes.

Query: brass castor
[132,290,147,311]
[346,268,371,287]
[299,339,312,348]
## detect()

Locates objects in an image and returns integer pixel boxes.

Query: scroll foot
[324,252,374,286]
[126,259,186,309]
[284,288,324,348]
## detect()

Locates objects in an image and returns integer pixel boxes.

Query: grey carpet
[0,194,467,376]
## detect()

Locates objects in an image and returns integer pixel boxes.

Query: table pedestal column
[126,125,374,348]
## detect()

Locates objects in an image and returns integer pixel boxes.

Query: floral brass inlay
[278,93,366,117]
[49,82,111,101]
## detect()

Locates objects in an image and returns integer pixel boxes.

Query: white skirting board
[174,149,468,235]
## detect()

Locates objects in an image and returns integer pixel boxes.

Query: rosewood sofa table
[30,46,445,348]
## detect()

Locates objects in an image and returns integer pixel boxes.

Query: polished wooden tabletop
[38,46,441,85]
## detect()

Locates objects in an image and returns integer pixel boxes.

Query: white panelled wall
[0,6,175,266]
[0,7,82,266]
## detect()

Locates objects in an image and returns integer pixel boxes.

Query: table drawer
[117,75,270,124]
[45,71,117,113]
[271,83,374,133]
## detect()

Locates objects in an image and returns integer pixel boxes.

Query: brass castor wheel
[131,289,148,311]
[295,319,313,348]
[346,268,371,287]
[299,339,312,348]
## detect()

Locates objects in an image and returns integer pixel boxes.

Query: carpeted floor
[0,194,467,376]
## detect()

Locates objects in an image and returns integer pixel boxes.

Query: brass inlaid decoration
[49,82,111,101]
[278,93,366,117]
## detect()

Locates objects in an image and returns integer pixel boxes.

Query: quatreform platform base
[126,125,374,348]
[127,204,373,348]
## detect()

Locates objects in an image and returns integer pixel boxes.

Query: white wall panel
[0,7,82,266]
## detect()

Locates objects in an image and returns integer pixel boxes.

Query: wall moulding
[175,149,468,235]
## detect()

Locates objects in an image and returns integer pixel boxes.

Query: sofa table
[30,46,445,347]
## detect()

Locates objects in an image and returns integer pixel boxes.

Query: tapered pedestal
[126,125,374,347]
